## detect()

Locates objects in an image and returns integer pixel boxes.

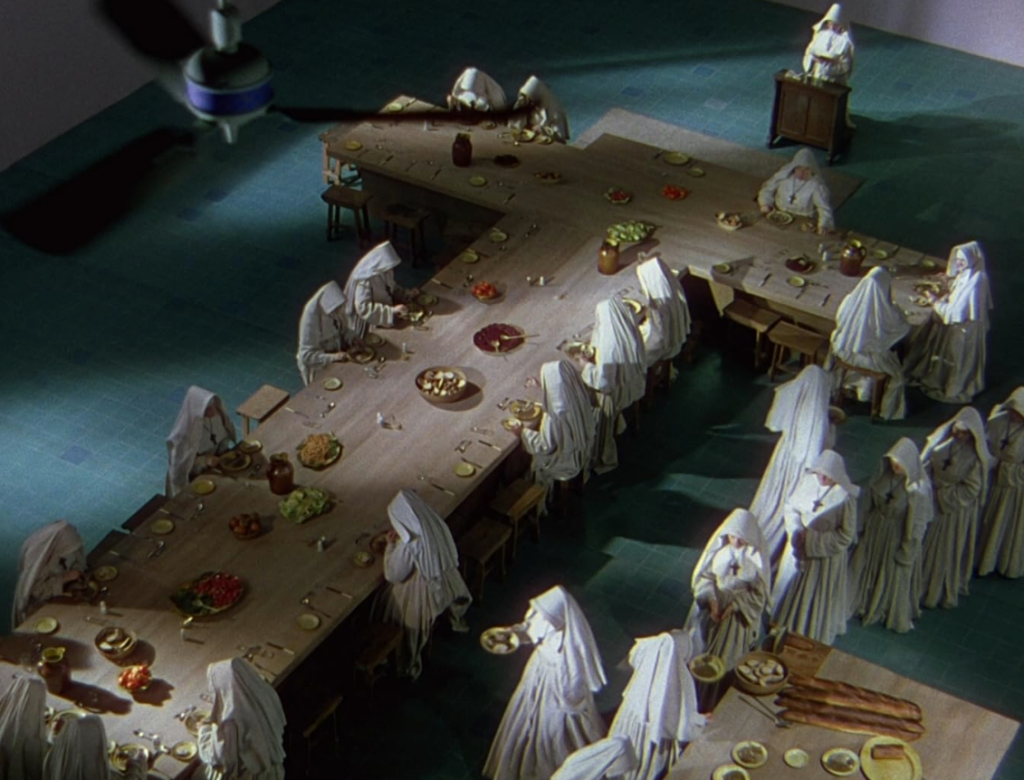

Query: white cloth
[296,280,351,385]
[551,737,637,780]
[448,67,508,111]
[0,677,47,780]
[165,386,236,497]
[757,148,835,231]
[609,631,705,780]
[44,715,144,780]
[343,241,409,339]
[12,519,86,627]
[636,257,691,366]
[749,365,834,556]
[978,388,1024,578]
[511,75,569,142]
[935,241,993,325]
[198,657,286,780]
[803,4,855,83]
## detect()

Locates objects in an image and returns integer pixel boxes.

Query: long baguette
[779,708,923,742]
[788,674,923,721]
[776,694,926,735]
[782,685,923,723]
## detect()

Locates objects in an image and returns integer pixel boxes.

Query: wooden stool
[459,518,511,603]
[487,478,548,560]
[353,623,403,707]
[831,357,889,421]
[301,694,343,773]
[321,185,372,245]
[237,384,290,436]
[767,321,829,381]
[383,204,430,266]
[723,299,781,368]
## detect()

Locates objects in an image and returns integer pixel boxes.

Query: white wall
[770,0,1024,69]
[0,0,282,172]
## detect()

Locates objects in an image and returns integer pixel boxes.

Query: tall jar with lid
[266,454,295,495]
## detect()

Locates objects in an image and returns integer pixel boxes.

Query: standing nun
[635,256,692,371]
[803,4,855,85]
[342,240,418,339]
[165,386,236,497]
[757,148,835,233]
[296,280,355,385]
[551,738,637,780]
[978,387,1024,578]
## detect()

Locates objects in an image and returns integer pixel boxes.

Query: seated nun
[12,519,86,627]
[165,386,237,497]
[484,585,606,780]
[685,509,771,670]
[510,360,596,495]
[551,737,638,780]
[510,75,569,142]
[635,256,691,371]
[576,299,647,474]
[296,280,357,385]
[44,714,145,780]
[0,677,48,780]
[803,3,855,85]
[447,66,508,111]
[757,148,835,233]
[978,387,1024,579]
[197,657,286,780]
[609,631,706,780]
[342,240,419,339]
[375,489,472,680]
[905,240,992,403]
[827,267,910,420]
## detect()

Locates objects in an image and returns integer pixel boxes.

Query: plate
[364,332,385,346]
[469,175,488,187]
[860,737,922,780]
[351,347,376,364]
[220,450,252,473]
[536,134,554,145]
[94,565,118,582]
[489,229,509,243]
[822,748,860,777]
[109,744,149,772]
[732,741,768,769]
[688,166,705,177]
[473,323,526,354]
[712,764,750,780]
[787,275,807,288]
[511,128,535,142]
[494,154,520,168]
[716,212,744,231]
[35,616,59,634]
[920,258,940,273]
[785,256,816,274]
[151,518,175,535]
[170,571,244,617]
[454,462,476,477]
[297,613,321,630]
[184,711,211,737]
[297,433,343,469]
[415,366,469,404]
[767,210,794,226]
[171,741,198,762]
[192,479,216,496]
[873,248,889,260]
[534,171,562,184]
[385,101,404,112]
[480,626,521,655]
[785,748,809,769]
[323,377,343,391]
[344,140,363,151]
[238,439,262,454]
[713,262,733,274]
[664,151,690,165]
[605,187,632,204]
[416,293,439,306]
[459,249,480,264]
[510,400,541,421]
[688,653,725,683]
[501,417,521,432]
[353,551,375,568]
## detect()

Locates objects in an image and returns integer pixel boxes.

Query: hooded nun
[296,280,352,385]
[12,519,86,627]
[757,148,835,232]
[342,240,415,339]
[510,75,569,142]
[165,386,236,497]
[551,737,637,780]
[44,714,145,780]
[979,387,1024,578]
[0,676,48,780]
[803,3,855,84]
[448,67,508,111]
[636,256,691,368]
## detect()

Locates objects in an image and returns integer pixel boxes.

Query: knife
[284,406,311,419]
[478,439,502,451]
[428,481,456,496]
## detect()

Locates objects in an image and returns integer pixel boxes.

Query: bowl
[716,212,744,231]
[94,626,138,661]
[734,651,788,695]
[688,652,726,683]
[117,664,152,693]
[229,513,262,540]
[416,367,469,404]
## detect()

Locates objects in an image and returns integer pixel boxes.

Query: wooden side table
[768,70,852,164]
[237,384,290,436]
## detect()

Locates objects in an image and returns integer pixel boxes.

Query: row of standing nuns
[978,388,1024,578]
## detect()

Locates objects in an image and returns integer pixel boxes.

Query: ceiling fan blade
[99,0,206,64]
[271,105,528,126]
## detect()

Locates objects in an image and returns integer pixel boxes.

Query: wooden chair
[722,299,781,368]
[321,185,373,245]
[382,204,430,266]
[237,384,290,436]
[300,694,344,774]
[766,321,829,381]
[459,518,511,603]
[487,478,548,560]
[831,356,890,421]
[353,623,403,707]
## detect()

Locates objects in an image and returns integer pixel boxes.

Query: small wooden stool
[321,185,373,245]
[831,357,889,421]
[723,299,781,368]
[487,478,548,560]
[353,623,403,706]
[459,518,511,603]
[383,204,430,266]
[767,321,829,381]
[237,384,290,436]
[301,694,343,773]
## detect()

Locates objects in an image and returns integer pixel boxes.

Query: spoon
[299,597,332,618]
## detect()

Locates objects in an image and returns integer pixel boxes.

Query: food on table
[480,627,521,655]
[766,210,794,225]
[228,512,262,539]
[732,742,767,768]
[238,439,262,453]
[473,323,525,353]
[117,664,152,692]
[534,171,562,183]
[824,749,859,774]
[661,183,688,200]
[109,743,149,771]
[297,433,342,469]
[606,219,656,245]
[511,128,536,142]
[471,281,500,300]
[871,744,907,760]
[787,673,924,721]
[784,748,809,768]
[219,449,251,472]
[494,154,520,168]
[416,367,469,402]
[170,571,245,616]
[605,187,632,204]
[736,655,787,687]
[279,487,331,524]
[786,255,816,273]
[716,212,743,230]
[95,626,136,659]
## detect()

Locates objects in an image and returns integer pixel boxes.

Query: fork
[739,694,791,728]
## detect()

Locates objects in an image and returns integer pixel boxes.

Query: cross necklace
[1001,421,1022,451]
[884,474,902,505]
[812,483,834,511]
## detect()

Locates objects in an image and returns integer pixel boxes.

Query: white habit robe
[197,658,287,780]
[979,388,1024,578]
[375,489,471,679]
[484,586,606,780]
[44,715,145,780]
[342,240,414,339]
[448,66,508,111]
[918,407,991,609]
[850,438,933,633]
[802,3,855,84]
[580,299,647,474]
[551,738,637,780]
[0,677,47,780]
[636,256,691,368]
[609,631,706,780]
[757,148,835,232]
[12,519,86,627]
[827,267,910,420]
[749,365,834,557]
[296,280,353,385]
[510,75,570,142]
[905,240,992,403]
[686,509,771,671]
[772,450,859,645]
[165,385,236,497]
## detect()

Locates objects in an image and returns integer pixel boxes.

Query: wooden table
[769,71,852,164]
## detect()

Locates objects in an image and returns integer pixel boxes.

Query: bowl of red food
[605,187,632,205]
[473,323,526,354]
[117,664,152,693]
[661,184,688,200]
[170,571,245,617]
[471,281,501,302]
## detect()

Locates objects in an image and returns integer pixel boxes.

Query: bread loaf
[779,708,923,742]
[776,694,925,735]
[871,744,907,761]
[787,674,923,721]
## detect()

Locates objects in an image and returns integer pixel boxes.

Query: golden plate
[510,400,542,421]
[353,551,375,568]
[787,275,807,288]
[192,479,216,496]
[688,653,725,683]
[767,210,794,225]
[920,258,940,272]
[416,293,439,306]
[480,626,520,655]
[220,450,251,472]
[785,748,809,769]
[511,128,536,142]
[716,212,743,231]
[469,175,488,187]
[344,140,363,151]
[536,134,554,145]
[688,166,705,177]
[35,616,59,634]
[712,764,750,780]
[454,462,476,477]
[94,564,118,582]
[297,433,343,470]
[323,377,343,391]
[732,741,768,769]
[860,737,922,780]
[822,748,860,777]
[364,332,385,346]
[385,102,404,113]
[171,741,198,762]
[151,518,175,535]
[713,262,733,274]
[238,439,262,453]
[351,347,376,364]
[459,249,480,264]
[297,613,321,630]
[873,248,889,260]
[109,743,149,772]
[184,710,211,737]
[501,417,520,432]
[489,229,509,243]
[664,151,690,165]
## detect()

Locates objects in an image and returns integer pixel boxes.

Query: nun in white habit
[165,385,236,497]
[685,509,772,671]
[803,3,855,84]
[510,75,570,142]
[850,438,933,633]
[772,450,859,645]
[905,240,992,403]
[919,407,991,609]
[197,657,286,780]
[757,148,835,233]
[44,714,145,780]
[0,676,47,780]
[978,387,1024,578]
[827,267,911,420]
[375,489,472,680]
[12,519,86,627]
[577,299,647,474]
[749,365,835,557]
[551,737,637,780]
[296,280,355,385]
[448,66,508,111]
[342,240,418,340]
[484,585,606,780]
[636,256,691,369]
[609,631,706,780]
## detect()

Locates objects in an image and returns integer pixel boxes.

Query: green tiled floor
[1,0,1022,778]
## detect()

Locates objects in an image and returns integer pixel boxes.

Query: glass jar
[452,133,473,167]
[37,646,69,694]
[598,241,620,275]
[266,454,295,495]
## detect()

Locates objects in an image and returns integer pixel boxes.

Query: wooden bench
[382,203,430,266]
[831,356,890,421]
[767,321,829,381]
[321,185,372,245]
[487,478,547,560]
[237,384,290,436]
[353,623,403,706]
[459,518,511,603]
[723,299,782,368]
